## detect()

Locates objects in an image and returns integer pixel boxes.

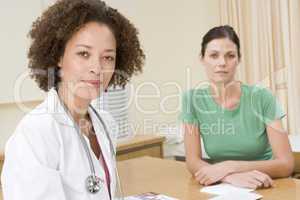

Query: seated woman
[179,25,294,189]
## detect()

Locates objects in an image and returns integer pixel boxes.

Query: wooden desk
[1,156,299,200]
[117,157,300,200]
[116,135,165,161]
[294,152,300,173]
[293,152,300,178]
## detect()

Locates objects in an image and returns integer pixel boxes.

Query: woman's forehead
[67,22,116,50]
[206,38,237,52]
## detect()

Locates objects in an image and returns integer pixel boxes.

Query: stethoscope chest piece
[86,175,104,194]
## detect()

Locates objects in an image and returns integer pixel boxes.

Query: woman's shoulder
[242,83,275,100]
[5,101,61,170]
[18,101,56,129]
[242,83,272,92]
[11,100,61,149]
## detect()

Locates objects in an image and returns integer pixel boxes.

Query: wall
[0,0,221,151]
[0,0,49,151]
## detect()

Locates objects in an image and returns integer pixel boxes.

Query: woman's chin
[212,77,234,86]
[213,79,227,85]
[75,87,100,101]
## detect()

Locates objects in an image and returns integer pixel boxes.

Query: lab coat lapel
[42,89,112,199]
[88,107,116,199]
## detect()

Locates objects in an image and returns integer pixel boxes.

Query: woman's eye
[228,54,236,59]
[77,51,90,58]
[103,56,115,62]
[210,54,218,59]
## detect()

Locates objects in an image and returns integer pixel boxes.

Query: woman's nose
[217,56,226,66]
[90,59,102,75]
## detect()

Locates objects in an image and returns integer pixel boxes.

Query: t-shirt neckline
[207,82,244,114]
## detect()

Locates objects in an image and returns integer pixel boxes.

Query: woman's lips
[82,80,102,88]
[215,71,228,74]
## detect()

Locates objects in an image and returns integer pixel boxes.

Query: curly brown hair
[28,0,145,91]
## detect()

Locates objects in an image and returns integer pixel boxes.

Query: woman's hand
[194,161,234,186]
[222,170,274,189]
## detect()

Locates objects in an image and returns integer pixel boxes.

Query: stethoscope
[58,94,124,199]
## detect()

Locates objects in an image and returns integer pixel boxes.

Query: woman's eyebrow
[226,50,237,54]
[75,44,116,53]
[103,49,116,53]
[207,50,219,53]
[76,44,92,49]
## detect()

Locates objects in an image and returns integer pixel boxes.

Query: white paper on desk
[200,183,262,200]
[209,192,262,200]
[200,183,254,195]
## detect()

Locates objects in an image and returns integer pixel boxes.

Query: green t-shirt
[179,83,285,163]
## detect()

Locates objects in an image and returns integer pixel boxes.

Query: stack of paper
[200,183,263,200]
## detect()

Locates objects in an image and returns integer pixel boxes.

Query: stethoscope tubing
[89,105,125,200]
[58,93,124,199]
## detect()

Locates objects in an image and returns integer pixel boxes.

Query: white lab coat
[1,88,119,200]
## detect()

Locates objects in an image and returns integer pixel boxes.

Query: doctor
[1,0,145,199]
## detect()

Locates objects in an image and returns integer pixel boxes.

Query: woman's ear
[57,57,63,68]
[199,54,204,64]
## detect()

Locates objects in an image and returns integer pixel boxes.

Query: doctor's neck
[57,84,91,123]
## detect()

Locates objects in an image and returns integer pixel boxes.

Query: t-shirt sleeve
[178,90,199,124]
[261,88,286,125]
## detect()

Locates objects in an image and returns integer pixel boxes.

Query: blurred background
[0,0,299,160]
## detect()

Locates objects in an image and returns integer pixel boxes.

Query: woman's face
[201,38,239,85]
[58,21,116,100]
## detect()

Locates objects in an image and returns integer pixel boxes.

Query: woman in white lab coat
[1,0,145,199]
